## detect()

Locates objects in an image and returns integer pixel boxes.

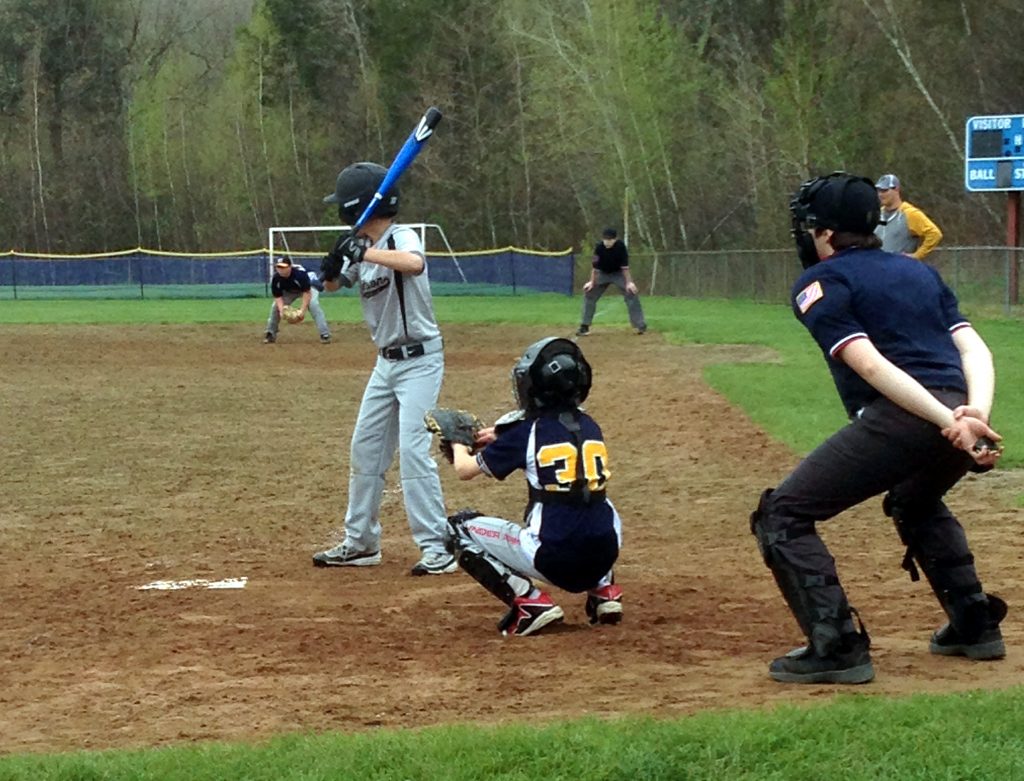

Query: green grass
[0,293,577,325]
[2,295,1022,776]
[2,689,1024,779]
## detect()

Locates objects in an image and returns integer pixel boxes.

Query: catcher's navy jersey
[271,265,313,297]
[477,410,619,592]
[792,248,969,417]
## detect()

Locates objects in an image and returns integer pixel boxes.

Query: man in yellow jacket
[874,174,943,260]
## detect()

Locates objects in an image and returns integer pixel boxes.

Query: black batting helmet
[323,162,399,223]
[790,172,880,235]
[512,338,592,413]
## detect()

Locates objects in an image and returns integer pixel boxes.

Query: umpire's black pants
[759,390,984,635]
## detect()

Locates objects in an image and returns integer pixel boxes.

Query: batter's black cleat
[930,595,1007,660]
[769,633,874,684]
[498,593,565,637]
[585,584,624,625]
[320,334,332,344]
[312,541,382,567]
[263,331,276,344]
[575,324,589,336]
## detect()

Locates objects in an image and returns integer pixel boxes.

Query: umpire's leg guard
[884,493,1006,644]
[751,489,867,657]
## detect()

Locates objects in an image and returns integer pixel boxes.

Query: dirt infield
[1,323,1021,754]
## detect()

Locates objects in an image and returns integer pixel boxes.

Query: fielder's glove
[282,305,304,324]
[424,408,484,464]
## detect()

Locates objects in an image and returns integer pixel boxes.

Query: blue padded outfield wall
[0,247,575,300]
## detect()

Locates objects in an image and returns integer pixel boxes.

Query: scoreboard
[965,115,1024,192]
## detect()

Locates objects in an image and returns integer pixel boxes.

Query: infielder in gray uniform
[312,161,456,576]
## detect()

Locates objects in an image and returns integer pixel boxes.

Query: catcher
[751,172,1006,686]
[425,337,623,637]
[263,257,331,344]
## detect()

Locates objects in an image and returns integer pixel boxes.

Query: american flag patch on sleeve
[796,280,824,314]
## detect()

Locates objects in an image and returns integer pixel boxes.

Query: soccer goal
[267,223,466,283]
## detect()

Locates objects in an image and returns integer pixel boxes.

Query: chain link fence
[622,247,1023,314]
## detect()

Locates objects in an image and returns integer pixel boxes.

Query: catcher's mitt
[424,407,483,463]
[282,305,304,324]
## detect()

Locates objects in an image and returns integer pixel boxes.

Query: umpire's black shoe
[930,594,1007,660]
[769,634,874,684]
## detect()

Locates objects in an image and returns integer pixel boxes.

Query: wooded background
[1,0,1022,254]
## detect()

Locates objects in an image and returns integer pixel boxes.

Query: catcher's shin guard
[456,549,531,607]
[446,510,534,606]
[751,489,863,657]
[885,493,1005,642]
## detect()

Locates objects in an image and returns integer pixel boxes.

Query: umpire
[751,172,1006,684]
[576,227,647,336]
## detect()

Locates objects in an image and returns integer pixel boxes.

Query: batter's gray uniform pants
[580,270,646,331]
[342,338,448,557]
[266,289,330,339]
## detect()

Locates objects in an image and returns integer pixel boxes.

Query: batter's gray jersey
[341,224,441,349]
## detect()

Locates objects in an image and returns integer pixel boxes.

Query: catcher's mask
[790,172,880,235]
[323,161,399,223]
[512,337,592,413]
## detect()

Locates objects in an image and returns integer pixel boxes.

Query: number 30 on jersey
[536,440,610,492]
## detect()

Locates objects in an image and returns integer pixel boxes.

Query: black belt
[380,343,426,360]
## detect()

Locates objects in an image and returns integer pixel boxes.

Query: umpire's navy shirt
[271,266,312,297]
[791,247,969,417]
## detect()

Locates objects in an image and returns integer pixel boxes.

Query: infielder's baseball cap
[875,173,900,190]
[602,227,617,239]
[274,257,292,268]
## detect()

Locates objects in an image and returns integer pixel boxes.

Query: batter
[312,162,455,576]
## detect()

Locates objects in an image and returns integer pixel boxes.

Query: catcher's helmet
[790,172,880,235]
[512,337,592,412]
[323,161,399,223]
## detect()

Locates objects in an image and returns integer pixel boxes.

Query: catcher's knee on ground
[750,488,862,656]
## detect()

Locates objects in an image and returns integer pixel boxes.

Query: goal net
[267,223,466,284]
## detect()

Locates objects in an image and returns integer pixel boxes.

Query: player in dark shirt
[576,227,647,336]
[263,257,331,344]
[442,338,624,637]
[751,172,1005,684]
